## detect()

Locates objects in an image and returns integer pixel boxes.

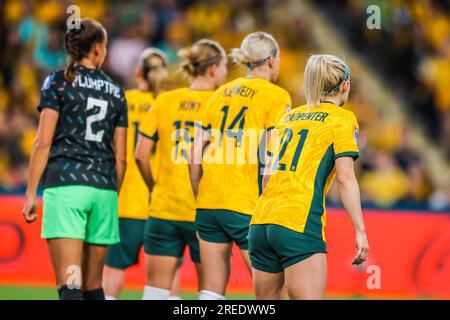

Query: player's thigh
[42,186,91,241]
[284,253,327,300]
[82,242,109,290]
[170,266,182,296]
[252,268,284,300]
[145,254,180,290]
[143,217,186,289]
[86,188,120,245]
[198,237,233,295]
[239,249,252,273]
[105,218,146,270]
[270,226,327,300]
[102,265,125,297]
[193,262,203,291]
[198,238,233,265]
[46,238,84,288]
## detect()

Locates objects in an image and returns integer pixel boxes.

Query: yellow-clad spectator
[187,2,230,36]
[74,0,107,22]
[5,0,24,24]
[361,153,409,207]
[35,0,63,25]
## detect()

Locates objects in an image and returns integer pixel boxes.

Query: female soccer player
[189,32,291,300]
[249,54,370,300]
[102,48,182,300]
[135,39,228,300]
[22,19,127,300]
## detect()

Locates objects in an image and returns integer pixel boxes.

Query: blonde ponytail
[231,31,279,70]
[303,54,349,107]
[178,46,197,78]
[178,39,225,79]
[138,48,169,96]
[230,48,251,66]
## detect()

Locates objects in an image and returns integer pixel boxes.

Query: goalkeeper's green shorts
[41,185,120,245]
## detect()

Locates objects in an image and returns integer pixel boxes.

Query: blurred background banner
[1,196,449,298]
[0,0,449,299]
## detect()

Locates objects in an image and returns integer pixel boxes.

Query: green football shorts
[41,185,119,245]
[144,217,200,263]
[105,218,146,269]
[248,224,327,273]
[195,209,252,250]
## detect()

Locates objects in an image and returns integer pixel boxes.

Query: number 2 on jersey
[85,97,108,142]
[273,128,309,171]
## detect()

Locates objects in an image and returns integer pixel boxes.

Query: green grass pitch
[0,285,254,300]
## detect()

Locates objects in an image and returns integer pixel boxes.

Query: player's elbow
[336,171,356,186]
[116,157,127,169]
[33,138,51,151]
[134,152,147,168]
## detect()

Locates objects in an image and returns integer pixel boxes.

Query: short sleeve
[265,91,291,129]
[115,89,128,128]
[139,95,160,141]
[333,112,360,160]
[37,73,60,112]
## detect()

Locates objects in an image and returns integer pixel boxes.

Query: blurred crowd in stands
[320,0,450,210]
[0,0,448,210]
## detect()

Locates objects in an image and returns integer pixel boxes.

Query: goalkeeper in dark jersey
[22,18,127,300]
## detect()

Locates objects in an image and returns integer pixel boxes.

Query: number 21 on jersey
[272,128,309,171]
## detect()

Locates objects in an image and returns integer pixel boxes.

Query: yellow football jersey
[118,89,157,220]
[139,87,214,222]
[251,102,360,242]
[196,77,292,215]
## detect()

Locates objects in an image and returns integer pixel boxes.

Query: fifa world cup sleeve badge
[353,126,359,143]
[41,74,55,91]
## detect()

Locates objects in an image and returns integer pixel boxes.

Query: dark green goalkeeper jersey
[37,65,128,191]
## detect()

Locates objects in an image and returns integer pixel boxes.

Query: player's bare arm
[335,156,369,265]
[22,108,59,223]
[113,127,127,192]
[135,134,155,193]
[188,128,210,197]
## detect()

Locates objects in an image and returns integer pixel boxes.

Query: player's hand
[352,230,369,265]
[22,194,38,223]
